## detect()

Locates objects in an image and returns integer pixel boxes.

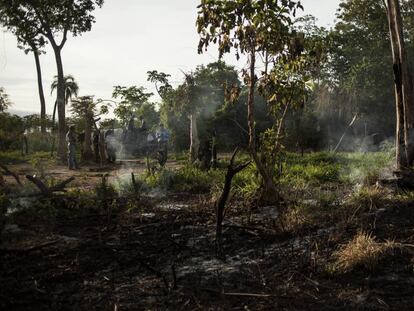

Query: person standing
[66,125,79,170]
[156,123,170,166]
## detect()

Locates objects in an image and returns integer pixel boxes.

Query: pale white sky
[0,0,340,115]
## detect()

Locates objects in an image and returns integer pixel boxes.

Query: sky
[0,0,341,115]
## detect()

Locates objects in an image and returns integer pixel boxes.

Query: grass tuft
[333,231,396,273]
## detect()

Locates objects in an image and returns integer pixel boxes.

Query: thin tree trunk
[247,51,256,152]
[33,50,46,134]
[52,46,66,162]
[386,0,414,170]
[247,50,278,203]
[189,112,200,162]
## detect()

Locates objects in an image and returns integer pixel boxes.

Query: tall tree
[70,95,108,161]
[328,0,394,140]
[50,74,79,138]
[112,86,154,126]
[0,0,104,161]
[149,63,241,163]
[0,87,12,112]
[197,0,305,202]
[386,0,414,170]
[0,6,48,133]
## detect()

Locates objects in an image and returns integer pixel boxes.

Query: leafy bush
[26,132,54,153]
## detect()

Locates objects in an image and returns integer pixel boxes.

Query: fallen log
[25,175,75,196]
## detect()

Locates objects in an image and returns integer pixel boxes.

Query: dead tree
[25,175,75,196]
[215,148,250,256]
[386,0,414,171]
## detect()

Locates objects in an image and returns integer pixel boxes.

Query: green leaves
[112,86,154,125]
[147,70,173,99]
[70,95,108,123]
[112,86,154,106]
[0,0,104,49]
[0,87,12,112]
[197,0,302,58]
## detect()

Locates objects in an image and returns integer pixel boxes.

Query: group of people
[65,117,170,170]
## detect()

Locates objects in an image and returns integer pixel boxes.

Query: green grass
[146,166,225,193]
[280,151,393,188]
[139,151,393,198]
[0,150,55,164]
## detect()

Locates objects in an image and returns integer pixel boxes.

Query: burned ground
[1,192,414,309]
[1,154,414,310]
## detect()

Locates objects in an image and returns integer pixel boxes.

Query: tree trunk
[386,0,414,170]
[33,50,46,134]
[82,117,94,161]
[52,46,66,162]
[247,50,278,203]
[189,112,200,163]
[247,51,256,152]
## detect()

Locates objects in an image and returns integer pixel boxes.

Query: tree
[0,0,104,161]
[112,86,154,126]
[0,87,12,112]
[51,74,80,108]
[328,0,395,143]
[197,0,306,202]
[147,71,173,99]
[149,62,241,163]
[0,5,47,133]
[386,0,414,171]
[70,95,108,161]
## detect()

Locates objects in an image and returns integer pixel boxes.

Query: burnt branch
[215,147,251,257]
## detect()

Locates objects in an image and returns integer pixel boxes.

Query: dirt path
[3,159,184,189]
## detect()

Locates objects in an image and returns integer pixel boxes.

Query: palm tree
[50,74,79,125]
[0,87,11,112]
